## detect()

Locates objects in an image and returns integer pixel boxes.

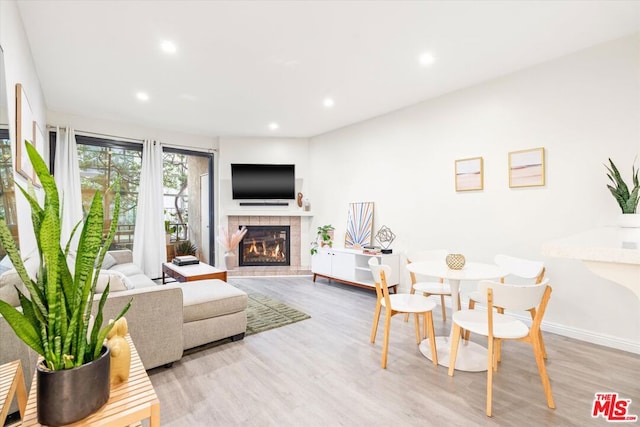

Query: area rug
[182,292,311,356]
[245,293,311,336]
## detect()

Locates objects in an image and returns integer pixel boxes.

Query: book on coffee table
[172,255,200,266]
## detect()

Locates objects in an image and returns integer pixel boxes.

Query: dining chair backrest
[478,278,550,312]
[494,254,545,283]
[369,258,392,308]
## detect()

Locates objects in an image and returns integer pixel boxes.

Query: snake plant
[0,141,131,370]
[605,158,639,214]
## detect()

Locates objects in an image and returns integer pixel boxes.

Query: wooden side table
[21,335,160,426]
[0,360,27,425]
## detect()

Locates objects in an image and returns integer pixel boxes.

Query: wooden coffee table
[162,261,227,284]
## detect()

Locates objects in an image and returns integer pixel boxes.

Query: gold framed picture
[509,147,545,188]
[455,157,484,191]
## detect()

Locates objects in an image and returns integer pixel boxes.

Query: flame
[249,240,258,254]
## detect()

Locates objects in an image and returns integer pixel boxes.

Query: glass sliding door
[162,148,214,264]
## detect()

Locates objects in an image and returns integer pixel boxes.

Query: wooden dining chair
[404,250,458,322]
[465,254,547,357]
[368,257,438,369]
[449,279,554,417]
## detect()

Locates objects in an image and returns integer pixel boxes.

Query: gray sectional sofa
[0,249,248,407]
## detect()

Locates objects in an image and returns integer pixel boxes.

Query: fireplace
[239,225,291,267]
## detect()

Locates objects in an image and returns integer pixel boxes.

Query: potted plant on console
[0,142,131,426]
[605,158,639,227]
[310,224,335,255]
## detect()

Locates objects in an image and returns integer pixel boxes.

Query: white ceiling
[16,1,640,138]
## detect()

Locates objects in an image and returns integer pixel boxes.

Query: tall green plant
[605,158,639,214]
[0,141,131,370]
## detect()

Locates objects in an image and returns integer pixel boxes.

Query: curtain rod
[47,125,217,153]
[46,126,143,144]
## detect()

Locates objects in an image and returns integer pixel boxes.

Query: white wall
[308,34,640,353]
[217,137,311,265]
[0,0,47,254]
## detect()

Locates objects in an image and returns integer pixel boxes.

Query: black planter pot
[37,346,110,426]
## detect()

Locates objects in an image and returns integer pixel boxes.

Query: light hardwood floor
[148,276,640,426]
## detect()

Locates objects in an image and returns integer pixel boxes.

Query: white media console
[311,246,400,293]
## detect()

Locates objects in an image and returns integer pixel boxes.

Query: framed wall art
[455,156,484,191]
[345,201,374,249]
[15,83,34,180]
[509,147,545,188]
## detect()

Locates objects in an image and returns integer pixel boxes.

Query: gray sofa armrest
[93,285,184,370]
[108,249,133,265]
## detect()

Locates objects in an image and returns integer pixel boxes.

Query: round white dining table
[406,260,506,372]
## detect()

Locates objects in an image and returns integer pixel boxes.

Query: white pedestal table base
[419,337,487,372]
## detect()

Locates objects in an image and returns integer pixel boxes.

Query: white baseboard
[429,295,640,355]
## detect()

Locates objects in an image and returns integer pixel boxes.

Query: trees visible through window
[76,137,142,250]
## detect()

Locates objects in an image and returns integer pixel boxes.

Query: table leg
[419,278,488,372]
[150,401,161,427]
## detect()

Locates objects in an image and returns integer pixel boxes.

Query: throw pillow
[95,270,129,293]
[101,252,118,270]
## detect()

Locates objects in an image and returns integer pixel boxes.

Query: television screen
[231,164,295,200]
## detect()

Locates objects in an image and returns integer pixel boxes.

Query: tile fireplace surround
[227,215,310,276]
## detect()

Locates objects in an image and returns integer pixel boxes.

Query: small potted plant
[0,142,131,425]
[310,224,335,255]
[605,158,639,227]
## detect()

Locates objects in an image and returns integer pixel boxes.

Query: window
[75,135,142,250]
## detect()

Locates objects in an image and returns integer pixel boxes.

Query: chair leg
[530,308,548,359]
[426,312,438,365]
[370,301,381,343]
[381,313,391,369]
[532,332,555,409]
[448,324,462,376]
[422,311,427,340]
[404,287,416,322]
[414,313,421,344]
[464,300,475,341]
[494,339,502,370]
[487,337,495,417]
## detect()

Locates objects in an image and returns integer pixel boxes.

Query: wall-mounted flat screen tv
[231,164,295,200]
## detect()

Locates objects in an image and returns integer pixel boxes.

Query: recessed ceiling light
[136,92,149,101]
[323,97,335,108]
[160,40,177,54]
[418,52,436,67]
[268,122,279,131]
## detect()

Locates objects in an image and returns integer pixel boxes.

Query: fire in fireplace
[239,226,291,267]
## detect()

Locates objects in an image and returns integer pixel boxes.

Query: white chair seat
[452,310,529,339]
[382,294,437,313]
[413,281,452,295]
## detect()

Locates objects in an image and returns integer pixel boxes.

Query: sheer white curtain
[53,127,83,247]
[132,139,165,278]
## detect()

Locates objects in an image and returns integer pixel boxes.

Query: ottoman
[176,279,248,350]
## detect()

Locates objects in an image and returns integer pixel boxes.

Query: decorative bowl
[446,253,466,270]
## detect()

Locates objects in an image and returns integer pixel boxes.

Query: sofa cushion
[126,273,156,289]
[96,269,130,293]
[179,280,247,323]
[0,256,38,306]
[101,252,118,270]
[109,262,144,277]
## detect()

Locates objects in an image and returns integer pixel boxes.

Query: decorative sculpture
[375,225,396,254]
[107,317,131,386]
